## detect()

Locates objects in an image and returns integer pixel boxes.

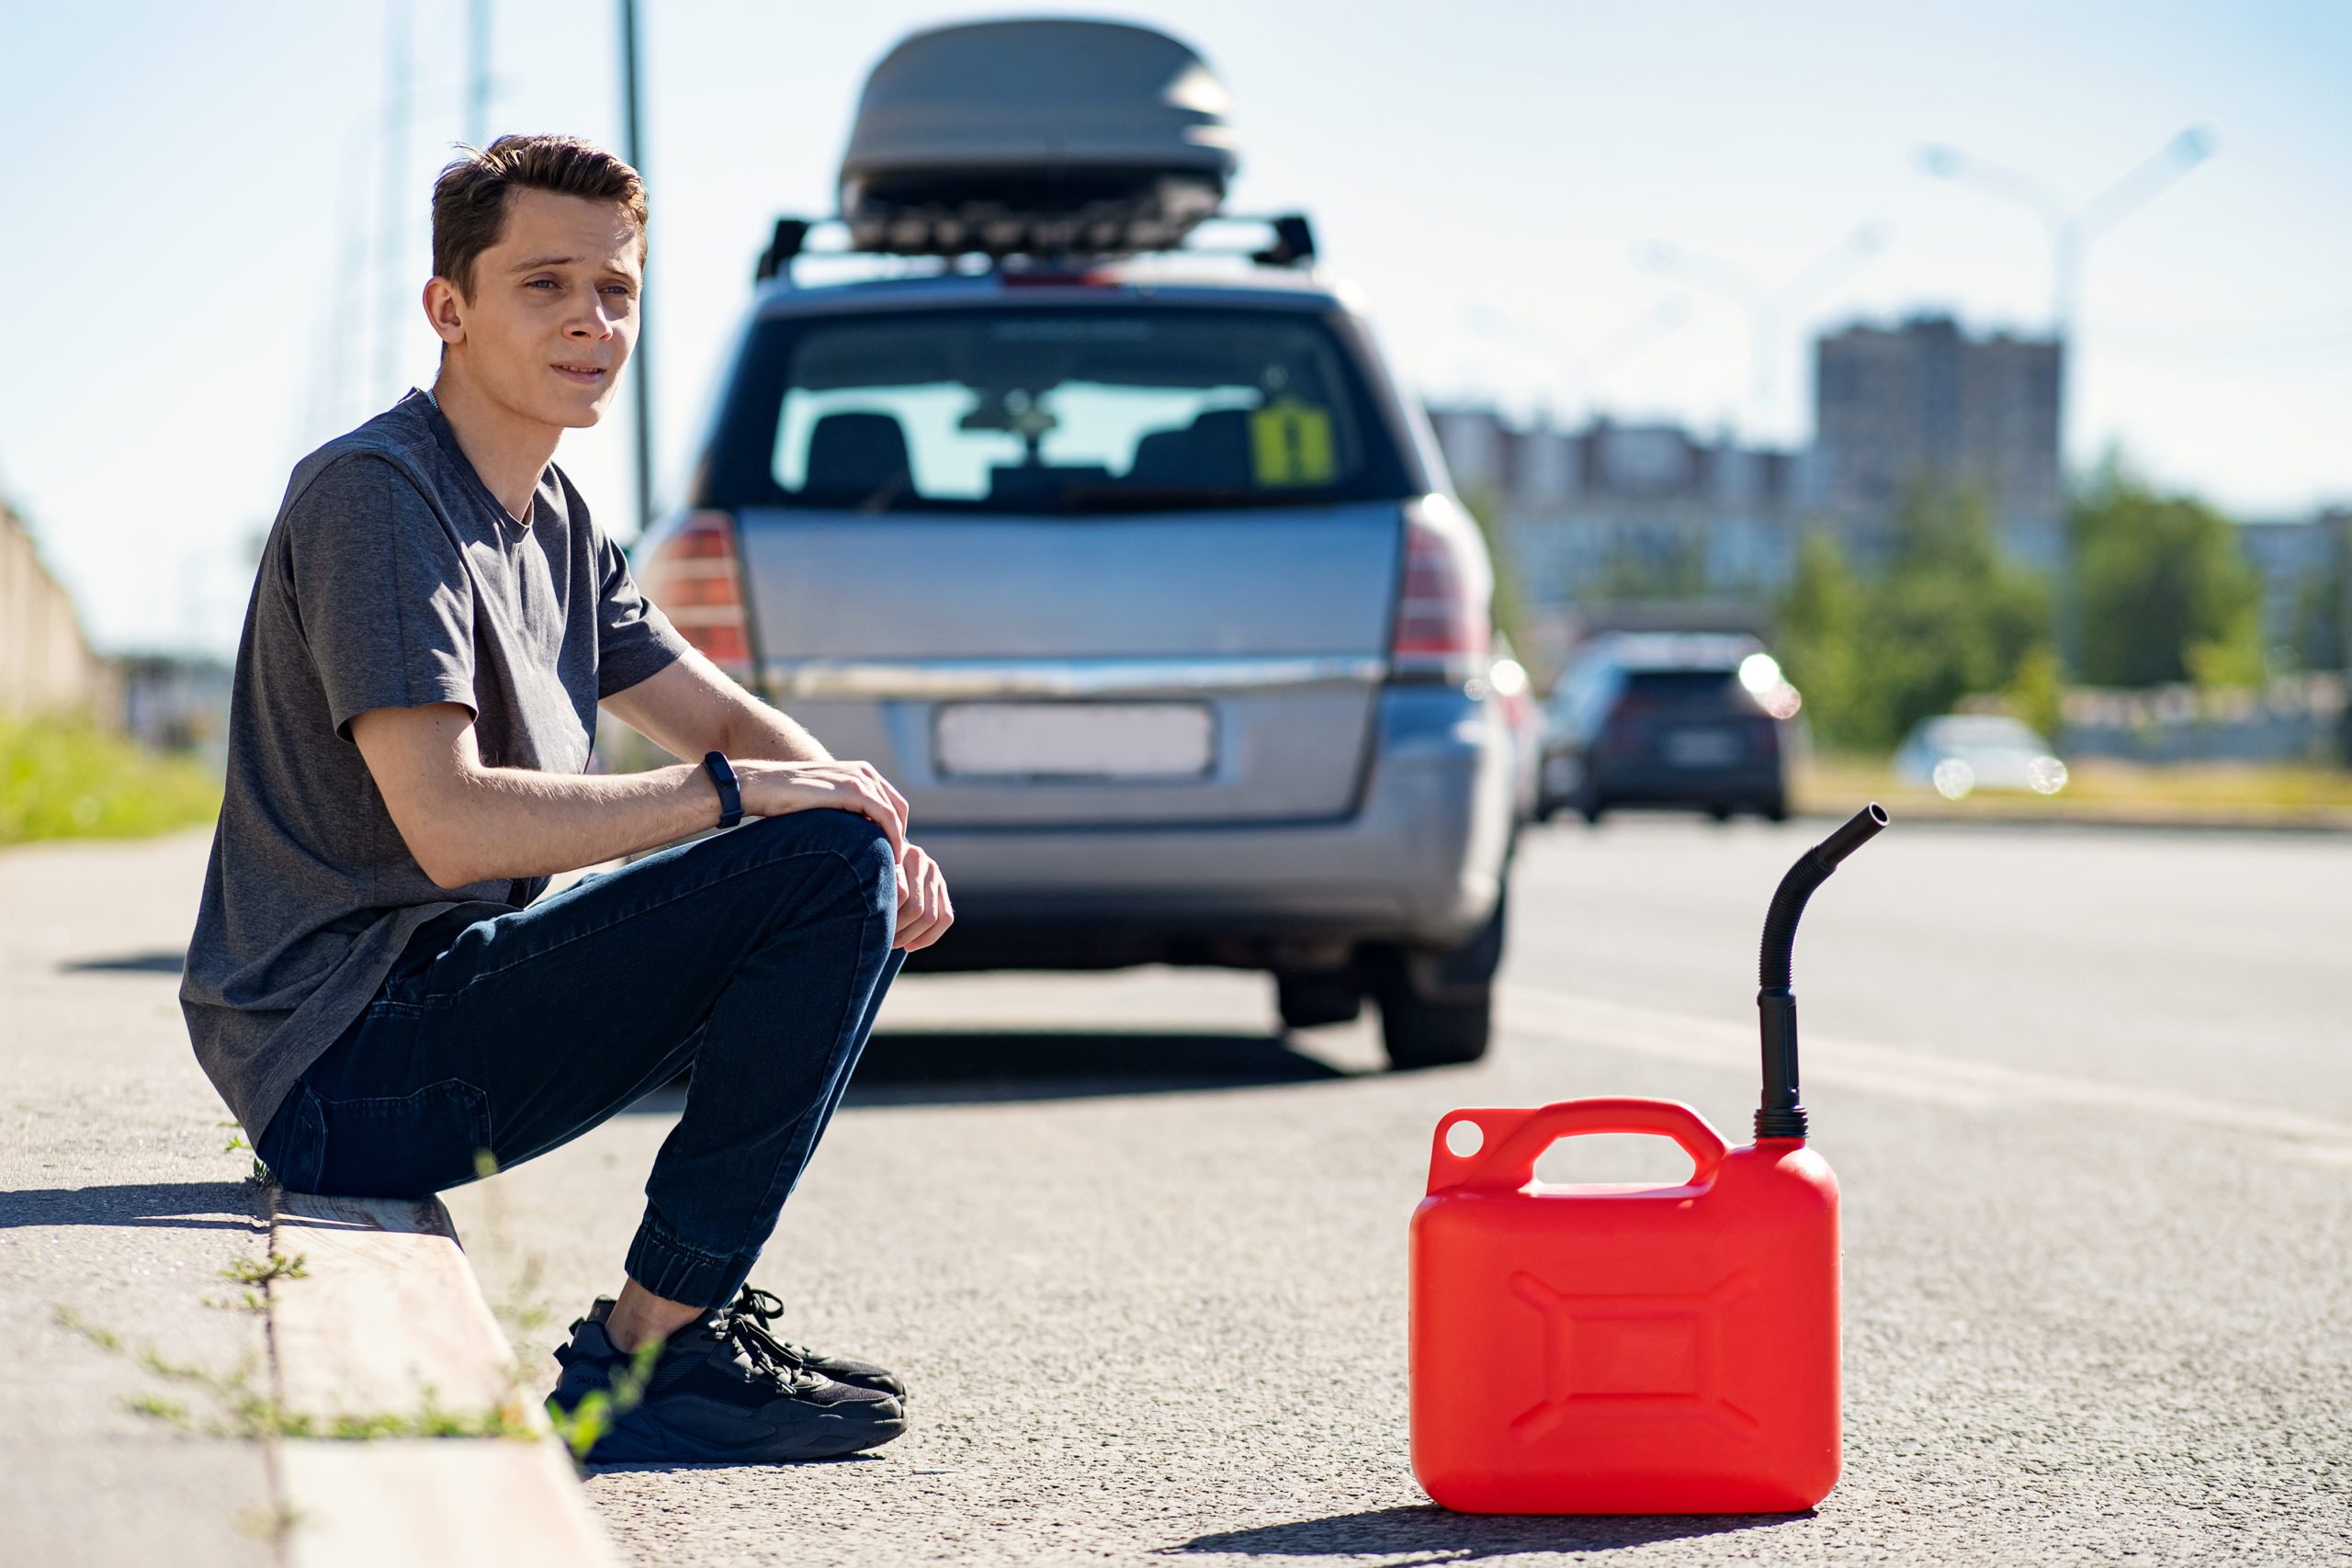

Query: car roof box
[839,18,1240,257]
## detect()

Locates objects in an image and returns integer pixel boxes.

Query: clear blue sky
[4,1,2347,656]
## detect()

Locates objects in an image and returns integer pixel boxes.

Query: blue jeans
[254,807,907,1310]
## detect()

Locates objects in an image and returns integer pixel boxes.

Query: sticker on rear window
[1249,400,1337,487]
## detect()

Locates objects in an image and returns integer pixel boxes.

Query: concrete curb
[266,1189,622,1567]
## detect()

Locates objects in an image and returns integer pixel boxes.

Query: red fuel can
[1408,1098,1839,1513]
[1409,803,1886,1515]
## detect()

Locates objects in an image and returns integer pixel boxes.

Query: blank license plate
[934,702,1215,779]
[1663,728,1740,767]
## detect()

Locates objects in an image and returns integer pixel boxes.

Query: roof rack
[752,211,1317,284]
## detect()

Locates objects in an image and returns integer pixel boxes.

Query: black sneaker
[566,1290,909,1403]
[725,1285,908,1403]
[548,1298,904,1464]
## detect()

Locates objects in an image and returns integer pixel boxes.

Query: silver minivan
[613,23,1515,1067]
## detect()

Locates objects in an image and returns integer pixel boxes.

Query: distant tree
[2005,644,2068,743]
[2070,461,2260,689]
[1775,528,1867,747]
[1774,483,2056,750]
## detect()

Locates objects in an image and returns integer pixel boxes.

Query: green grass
[0,715,220,846]
[1798,753,2352,824]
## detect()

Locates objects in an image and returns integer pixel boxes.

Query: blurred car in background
[1894,714,2069,799]
[1534,632,1792,824]
[615,19,1516,1068]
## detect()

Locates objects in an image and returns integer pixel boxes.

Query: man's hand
[735,759,953,951]
[737,759,910,861]
[893,843,954,953]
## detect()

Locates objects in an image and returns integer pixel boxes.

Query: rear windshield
[702,306,1417,515]
[1620,669,1749,710]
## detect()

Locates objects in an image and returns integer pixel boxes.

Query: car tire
[1760,794,1790,823]
[1276,971,1363,1031]
[1379,987,1492,1069]
[1374,886,1505,1070]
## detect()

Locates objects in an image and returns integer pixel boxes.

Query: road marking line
[1502,985,2352,1163]
[1500,987,1996,1109]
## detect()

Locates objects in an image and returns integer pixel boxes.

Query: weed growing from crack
[123,1393,192,1427]
[53,1305,538,1443]
[221,1120,271,1187]
[235,1502,309,1547]
[221,1253,306,1286]
[200,1291,269,1314]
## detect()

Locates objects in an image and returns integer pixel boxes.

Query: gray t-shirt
[181,389,691,1138]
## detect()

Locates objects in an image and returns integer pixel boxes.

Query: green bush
[2072,460,2261,689]
[0,716,221,846]
[1776,482,2056,750]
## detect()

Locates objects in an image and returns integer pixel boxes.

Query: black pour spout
[1755,804,1889,1141]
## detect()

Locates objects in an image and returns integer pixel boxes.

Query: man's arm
[597,645,832,765]
[353,650,945,946]
[351,702,731,889]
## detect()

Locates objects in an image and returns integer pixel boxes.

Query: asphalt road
[7,817,2347,1565]
[3,833,276,1568]
[440,815,2352,1566]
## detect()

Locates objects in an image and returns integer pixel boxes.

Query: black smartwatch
[701,750,743,829]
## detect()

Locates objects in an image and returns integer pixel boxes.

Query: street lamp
[619,0,654,540]
[1914,125,2218,334]
[1636,221,1889,441]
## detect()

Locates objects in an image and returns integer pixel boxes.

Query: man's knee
[738,809,896,921]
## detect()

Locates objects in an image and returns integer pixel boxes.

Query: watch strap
[701,750,744,829]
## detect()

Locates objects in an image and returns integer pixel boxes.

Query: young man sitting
[179,133,953,1464]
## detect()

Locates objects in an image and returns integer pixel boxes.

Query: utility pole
[1637,222,1888,444]
[620,0,654,538]
[467,0,492,147]
[376,0,413,407]
[1915,130,2215,686]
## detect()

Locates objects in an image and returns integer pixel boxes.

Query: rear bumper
[904,686,1515,970]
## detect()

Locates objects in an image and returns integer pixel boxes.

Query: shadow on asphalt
[0,1179,264,1232]
[1170,1504,1807,1560]
[621,1029,1356,1113]
[57,949,187,975]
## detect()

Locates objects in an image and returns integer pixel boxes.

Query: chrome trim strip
[761,655,1390,699]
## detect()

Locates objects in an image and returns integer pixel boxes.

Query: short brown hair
[432,133,649,298]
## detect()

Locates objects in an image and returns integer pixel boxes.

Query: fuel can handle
[1429,1098,1730,1196]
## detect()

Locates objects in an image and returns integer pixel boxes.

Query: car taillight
[1390,498,1492,683]
[638,510,754,680]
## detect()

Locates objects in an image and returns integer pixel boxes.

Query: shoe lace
[712,1304,821,1388]
[727,1286,821,1367]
